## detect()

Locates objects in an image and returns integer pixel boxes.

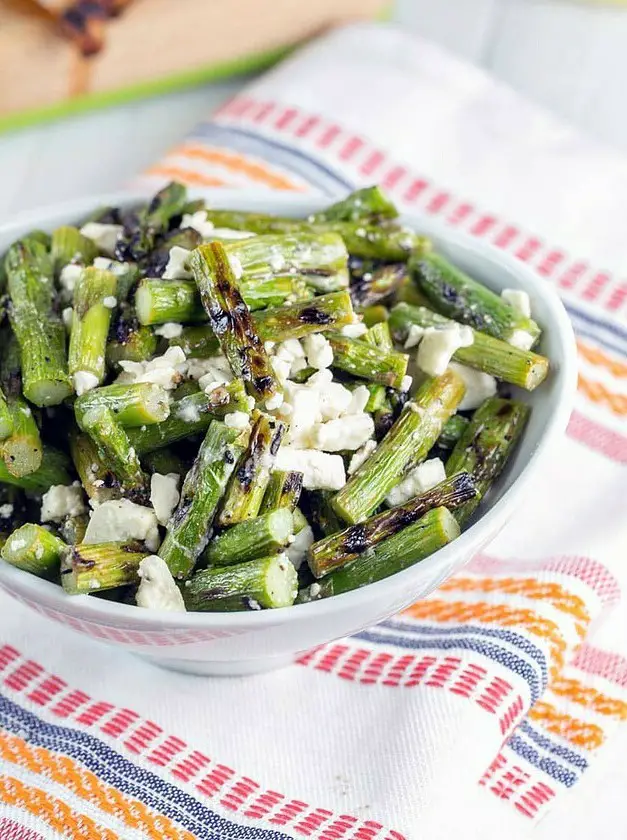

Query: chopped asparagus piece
[59,514,89,545]
[437,415,471,450]
[79,405,146,498]
[61,540,148,594]
[253,290,354,341]
[218,413,286,526]
[224,231,349,292]
[388,303,549,390]
[159,421,245,579]
[446,397,530,525]
[115,181,188,262]
[127,380,250,454]
[69,267,118,392]
[190,242,277,401]
[5,240,72,406]
[69,428,120,505]
[0,389,12,441]
[0,446,71,492]
[410,253,541,348]
[2,524,66,579]
[184,553,298,611]
[168,324,221,358]
[332,369,465,523]
[309,472,476,577]
[312,507,459,597]
[135,279,206,325]
[327,333,408,388]
[75,382,170,429]
[260,469,303,513]
[364,320,393,351]
[362,305,389,327]
[50,225,98,272]
[107,311,158,367]
[204,508,294,566]
[310,186,399,223]
[349,261,407,310]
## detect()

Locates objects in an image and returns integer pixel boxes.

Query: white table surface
[0,1,625,836]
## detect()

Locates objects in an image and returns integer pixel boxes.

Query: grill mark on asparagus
[298,307,333,325]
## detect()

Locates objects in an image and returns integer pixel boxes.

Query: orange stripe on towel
[145,165,228,188]
[578,374,627,415]
[439,577,591,625]
[527,702,605,750]
[550,677,627,720]
[0,732,195,840]
[577,340,627,379]
[178,144,304,191]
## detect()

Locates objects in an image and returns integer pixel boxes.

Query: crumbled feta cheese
[73,371,99,396]
[401,375,413,392]
[224,411,250,430]
[508,329,535,351]
[136,555,186,612]
[270,356,292,386]
[229,255,243,280]
[80,222,123,256]
[149,473,180,526]
[309,582,322,599]
[92,256,128,276]
[154,322,183,339]
[265,392,284,411]
[309,413,374,452]
[449,362,497,411]
[268,247,285,272]
[118,346,186,390]
[286,524,314,569]
[317,380,353,421]
[83,499,160,551]
[274,446,346,490]
[404,324,426,349]
[264,341,275,353]
[416,325,474,376]
[348,439,377,474]
[181,210,215,240]
[501,288,531,318]
[103,296,117,309]
[347,385,370,415]
[341,322,368,339]
[191,355,233,387]
[386,458,446,507]
[303,334,333,370]
[41,484,87,523]
[59,263,83,295]
[0,503,13,518]
[163,246,192,280]
[274,339,308,378]
[62,307,74,329]
[177,402,200,423]
[282,384,322,446]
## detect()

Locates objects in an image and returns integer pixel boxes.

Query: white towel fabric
[1,23,625,840]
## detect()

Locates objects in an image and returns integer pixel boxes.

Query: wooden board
[0,0,388,125]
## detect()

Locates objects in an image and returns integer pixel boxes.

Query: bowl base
[135,652,296,677]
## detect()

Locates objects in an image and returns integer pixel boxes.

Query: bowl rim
[0,188,578,628]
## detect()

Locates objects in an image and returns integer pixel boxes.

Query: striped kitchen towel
[2,22,626,840]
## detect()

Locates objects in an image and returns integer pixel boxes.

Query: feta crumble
[163,246,192,280]
[501,288,531,318]
[386,458,446,507]
[229,255,243,280]
[83,499,160,551]
[286,524,314,569]
[449,362,497,411]
[348,439,377,474]
[0,503,14,518]
[181,210,215,240]
[416,324,474,376]
[274,446,346,491]
[191,355,233,387]
[154,322,183,339]
[118,346,186,390]
[223,411,250,430]
[41,483,87,523]
[136,555,186,612]
[401,375,413,392]
[149,473,180,526]
[103,296,117,309]
[92,256,129,276]
[341,322,368,339]
[59,263,83,295]
[79,222,123,256]
[309,413,374,452]
[302,334,333,370]
[73,371,99,396]
[508,329,535,351]
[62,307,74,329]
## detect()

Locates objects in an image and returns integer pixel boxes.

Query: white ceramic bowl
[0,190,577,676]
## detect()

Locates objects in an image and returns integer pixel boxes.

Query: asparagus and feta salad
[0,183,548,612]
